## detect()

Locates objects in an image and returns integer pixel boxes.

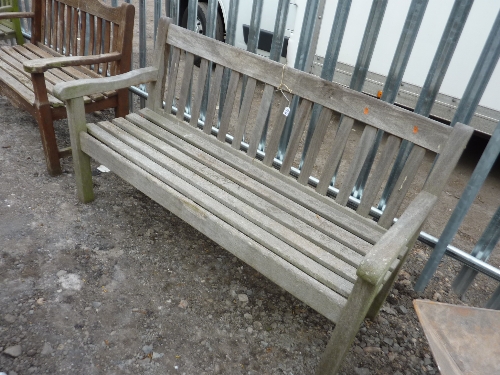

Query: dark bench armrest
[357,191,438,286]
[23,52,123,73]
[0,11,34,19]
[53,67,158,101]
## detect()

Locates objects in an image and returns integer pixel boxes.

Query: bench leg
[66,97,94,203]
[115,88,130,118]
[32,73,61,176]
[316,279,377,375]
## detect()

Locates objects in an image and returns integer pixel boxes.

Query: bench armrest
[23,52,123,73]
[0,11,34,20]
[53,66,158,101]
[357,191,438,286]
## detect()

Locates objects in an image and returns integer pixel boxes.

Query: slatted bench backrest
[0,0,23,44]
[31,0,134,77]
[148,19,470,231]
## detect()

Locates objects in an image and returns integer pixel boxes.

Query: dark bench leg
[115,88,130,118]
[32,73,61,176]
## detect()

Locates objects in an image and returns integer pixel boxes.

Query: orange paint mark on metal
[363,107,369,115]
[413,126,419,134]
[377,90,383,98]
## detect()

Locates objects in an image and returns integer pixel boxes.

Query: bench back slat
[165,24,452,154]
[154,19,473,230]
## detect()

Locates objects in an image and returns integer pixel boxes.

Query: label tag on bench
[283,107,290,117]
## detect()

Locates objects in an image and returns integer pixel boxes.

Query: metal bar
[219,0,240,115]
[452,205,500,297]
[379,0,474,211]
[352,0,429,199]
[277,0,322,160]
[124,0,133,113]
[257,0,291,150]
[187,0,197,31]
[486,285,500,310]
[451,9,500,127]
[415,120,500,292]
[168,0,180,25]
[139,0,146,108]
[298,0,352,170]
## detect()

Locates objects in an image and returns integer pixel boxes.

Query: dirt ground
[2,2,500,374]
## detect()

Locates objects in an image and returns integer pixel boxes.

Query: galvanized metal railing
[14,0,500,307]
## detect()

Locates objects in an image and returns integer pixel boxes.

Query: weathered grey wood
[297,107,334,185]
[66,97,94,203]
[336,125,378,206]
[189,58,209,127]
[86,122,354,297]
[217,69,240,141]
[138,109,386,244]
[165,23,452,154]
[315,116,355,195]
[263,96,291,166]
[203,63,224,134]
[163,46,181,115]
[247,84,275,158]
[280,98,313,175]
[378,145,426,229]
[112,116,366,267]
[176,52,195,120]
[232,77,257,149]
[357,135,401,217]
[423,122,474,196]
[79,132,347,323]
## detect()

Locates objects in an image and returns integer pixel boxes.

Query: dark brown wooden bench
[0,0,134,175]
[0,0,24,45]
[53,17,473,374]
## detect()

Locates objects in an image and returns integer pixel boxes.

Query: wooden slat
[378,145,426,229]
[176,52,194,120]
[46,0,52,46]
[79,132,347,322]
[79,10,86,56]
[357,135,401,217]
[280,98,313,175]
[138,108,386,243]
[95,120,359,293]
[297,107,334,185]
[163,46,180,115]
[203,63,224,134]
[94,16,102,72]
[0,64,36,105]
[88,14,95,61]
[189,58,208,127]
[102,20,111,74]
[263,96,291,166]
[316,116,356,194]
[336,125,378,206]
[112,116,366,268]
[64,4,71,56]
[217,69,240,141]
[247,84,274,158]
[86,123,354,297]
[71,6,78,56]
[57,2,64,54]
[232,77,256,148]
[165,24,452,153]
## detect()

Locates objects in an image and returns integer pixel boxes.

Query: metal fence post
[139,0,147,108]
[379,0,474,211]
[415,120,500,292]
[352,0,429,199]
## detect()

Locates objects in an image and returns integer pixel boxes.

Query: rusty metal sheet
[413,299,500,375]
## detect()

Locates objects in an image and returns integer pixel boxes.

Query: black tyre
[181,2,225,65]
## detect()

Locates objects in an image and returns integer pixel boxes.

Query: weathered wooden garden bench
[0,0,134,176]
[53,17,473,374]
[0,0,24,45]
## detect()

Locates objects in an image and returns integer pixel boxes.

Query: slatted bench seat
[0,0,134,176]
[53,17,473,374]
[0,0,23,45]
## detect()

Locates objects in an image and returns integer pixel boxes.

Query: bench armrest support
[23,52,123,73]
[0,11,34,20]
[53,67,159,101]
[358,191,438,286]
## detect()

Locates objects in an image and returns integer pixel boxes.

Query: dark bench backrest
[148,18,473,230]
[31,0,134,77]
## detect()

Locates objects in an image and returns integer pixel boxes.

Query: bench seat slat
[0,64,36,106]
[107,116,365,270]
[85,123,355,298]
[78,131,347,322]
[139,108,385,245]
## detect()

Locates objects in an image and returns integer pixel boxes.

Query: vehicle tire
[181,2,225,65]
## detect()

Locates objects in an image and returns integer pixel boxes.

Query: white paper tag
[283,107,290,117]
